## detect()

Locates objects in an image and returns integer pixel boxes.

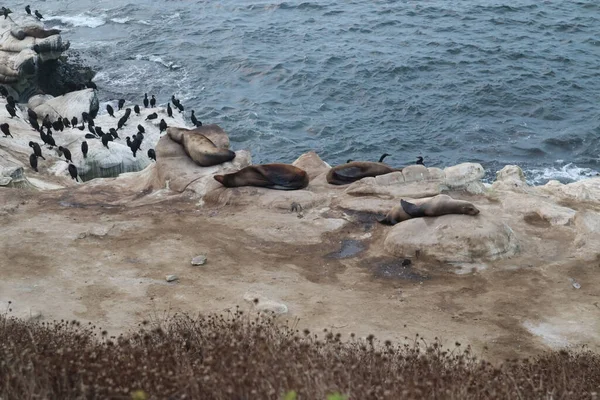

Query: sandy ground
[1,185,599,363]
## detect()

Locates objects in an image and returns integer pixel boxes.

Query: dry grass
[1,305,599,400]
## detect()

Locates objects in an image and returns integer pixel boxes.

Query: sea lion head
[460,203,480,216]
[213,174,228,186]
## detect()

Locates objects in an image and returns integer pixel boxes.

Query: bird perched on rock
[29,153,38,172]
[94,126,104,137]
[143,93,149,108]
[58,146,72,163]
[71,116,78,127]
[159,119,167,133]
[416,156,425,165]
[25,5,31,14]
[34,9,42,19]
[106,104,115,117]
[29,141,45,160]
[191,110,202,127]
[126,136,139,157]
[134,105,140,115]
[3,7,13,19]
[81,141,88,158]
[0,86,8,97]
[118,99,125,111]
[30,117,40,131]
[117,116,127,130]
[52,120,63,131]
[109,128,119,139]
[45,131,56,149]
[68,164,78,182]
[145,112,158,121]
[6,95,15,108]
[150,95,156,108]
[167,103,172,118]
[62,117,70,128]
[81,112,89,123]
[42,114,51,129]
[5,104,15,118]
[137,124,145,134]
[1,123,12,137]
[101,134,110,149]
[148,149,156,161]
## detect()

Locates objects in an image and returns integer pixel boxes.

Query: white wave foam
[45,13,106,28]
[134,54,181,70]
[526,162,599,185]
[110,17,132,24]
[137,20,151,26]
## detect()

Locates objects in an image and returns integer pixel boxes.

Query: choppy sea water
[14,0,600,183]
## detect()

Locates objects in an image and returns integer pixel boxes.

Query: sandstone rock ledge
[3,105,600,359]
[0,14,70,99]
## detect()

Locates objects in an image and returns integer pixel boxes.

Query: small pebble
[191,255,207,266]
[165,275,178,282]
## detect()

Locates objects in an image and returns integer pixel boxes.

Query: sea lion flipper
[400,199,426,218]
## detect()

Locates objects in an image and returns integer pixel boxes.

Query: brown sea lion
[168,128,235,167]
[378,194,480,226]
[214,164,309,190]
[327,161,400,185]
[11,27,61,40]
[167,124,230,149]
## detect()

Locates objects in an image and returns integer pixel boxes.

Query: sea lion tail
[400,199,426,218]
[214,175,225,185]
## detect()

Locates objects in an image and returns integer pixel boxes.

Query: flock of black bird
[1,87,202,182]
[2,5,44,20]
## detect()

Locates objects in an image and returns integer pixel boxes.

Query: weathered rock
[402,165,430,183]
[0,165,27,187]
[191,255,207,266]
[292,151,330,180]
[166,275,178,282]
[384,214,519,263]
[0,15,71,99]
[345,177,444,199]
[491,165,530,193]
[540,178,600,204]
[243,291,288,314]
[573,211,600,260]
[29,89,99,121]
[444,163,485,188]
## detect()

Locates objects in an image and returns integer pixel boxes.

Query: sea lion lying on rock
[378,194,480,226]
[214,164,309,190]
[11,27,61,40]
[167,127,235,167]
[167,125,230,149]
[326,161,400,185]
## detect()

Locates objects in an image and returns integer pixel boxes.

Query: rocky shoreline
[1,14,599,361]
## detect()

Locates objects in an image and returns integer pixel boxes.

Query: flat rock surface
[383,213,519,263]
[1,182,600,363]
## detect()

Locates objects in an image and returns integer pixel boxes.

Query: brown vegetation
[1,306,599,400]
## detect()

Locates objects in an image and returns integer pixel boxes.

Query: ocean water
[16,0,600,183]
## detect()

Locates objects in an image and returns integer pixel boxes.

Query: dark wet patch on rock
[325,239,366,259]
[365,258,430,281]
